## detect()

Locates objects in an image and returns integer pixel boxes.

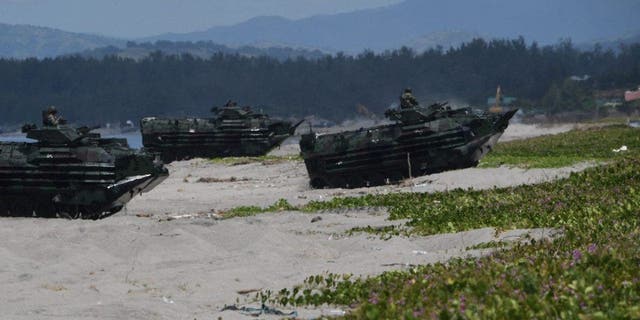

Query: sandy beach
[0,123,580,319]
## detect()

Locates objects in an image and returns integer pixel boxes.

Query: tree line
[0,37,638,126]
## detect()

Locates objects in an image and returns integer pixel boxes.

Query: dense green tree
[0,38,638,125]
[541,79,595,114]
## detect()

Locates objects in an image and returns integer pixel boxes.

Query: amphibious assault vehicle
[0,124,169,219]
[140,104,303,162]
[300,102,517,188]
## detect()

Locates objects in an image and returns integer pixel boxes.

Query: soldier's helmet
[47,106,57,114]
[403,88,412,94]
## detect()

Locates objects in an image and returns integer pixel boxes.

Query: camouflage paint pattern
[0,125,168,219]
[300,103,517,188]
[140,106,303,162]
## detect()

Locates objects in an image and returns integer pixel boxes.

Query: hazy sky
[0,0,403,38]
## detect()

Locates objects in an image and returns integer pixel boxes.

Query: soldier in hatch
[400,88,419,109]
[42,106,66,126]
[212,100,238,113]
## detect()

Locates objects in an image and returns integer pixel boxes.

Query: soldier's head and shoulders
[223,99,238,108]
[42,105,66,126]
[399,87,419,109]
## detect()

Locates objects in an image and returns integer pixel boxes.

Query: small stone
[311,216,322,223]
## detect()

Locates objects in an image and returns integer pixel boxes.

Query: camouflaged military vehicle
[0,123,169,219]
[300,102,517,188]
[140,103,303,162]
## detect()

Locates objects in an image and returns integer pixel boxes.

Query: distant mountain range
[0,23,123,58]
[1,0,639,59]
[143,0,640,53]
[0,23,328,60]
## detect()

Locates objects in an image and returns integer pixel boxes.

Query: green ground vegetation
[480,125,640,168]
[218,126,640,317]
[209,154,301,166]
[221,199,297,219]
[260,157,640,319]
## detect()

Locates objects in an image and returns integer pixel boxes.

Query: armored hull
[300,105,517,188]
[141,106,301,162]
[0,126,168,219]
